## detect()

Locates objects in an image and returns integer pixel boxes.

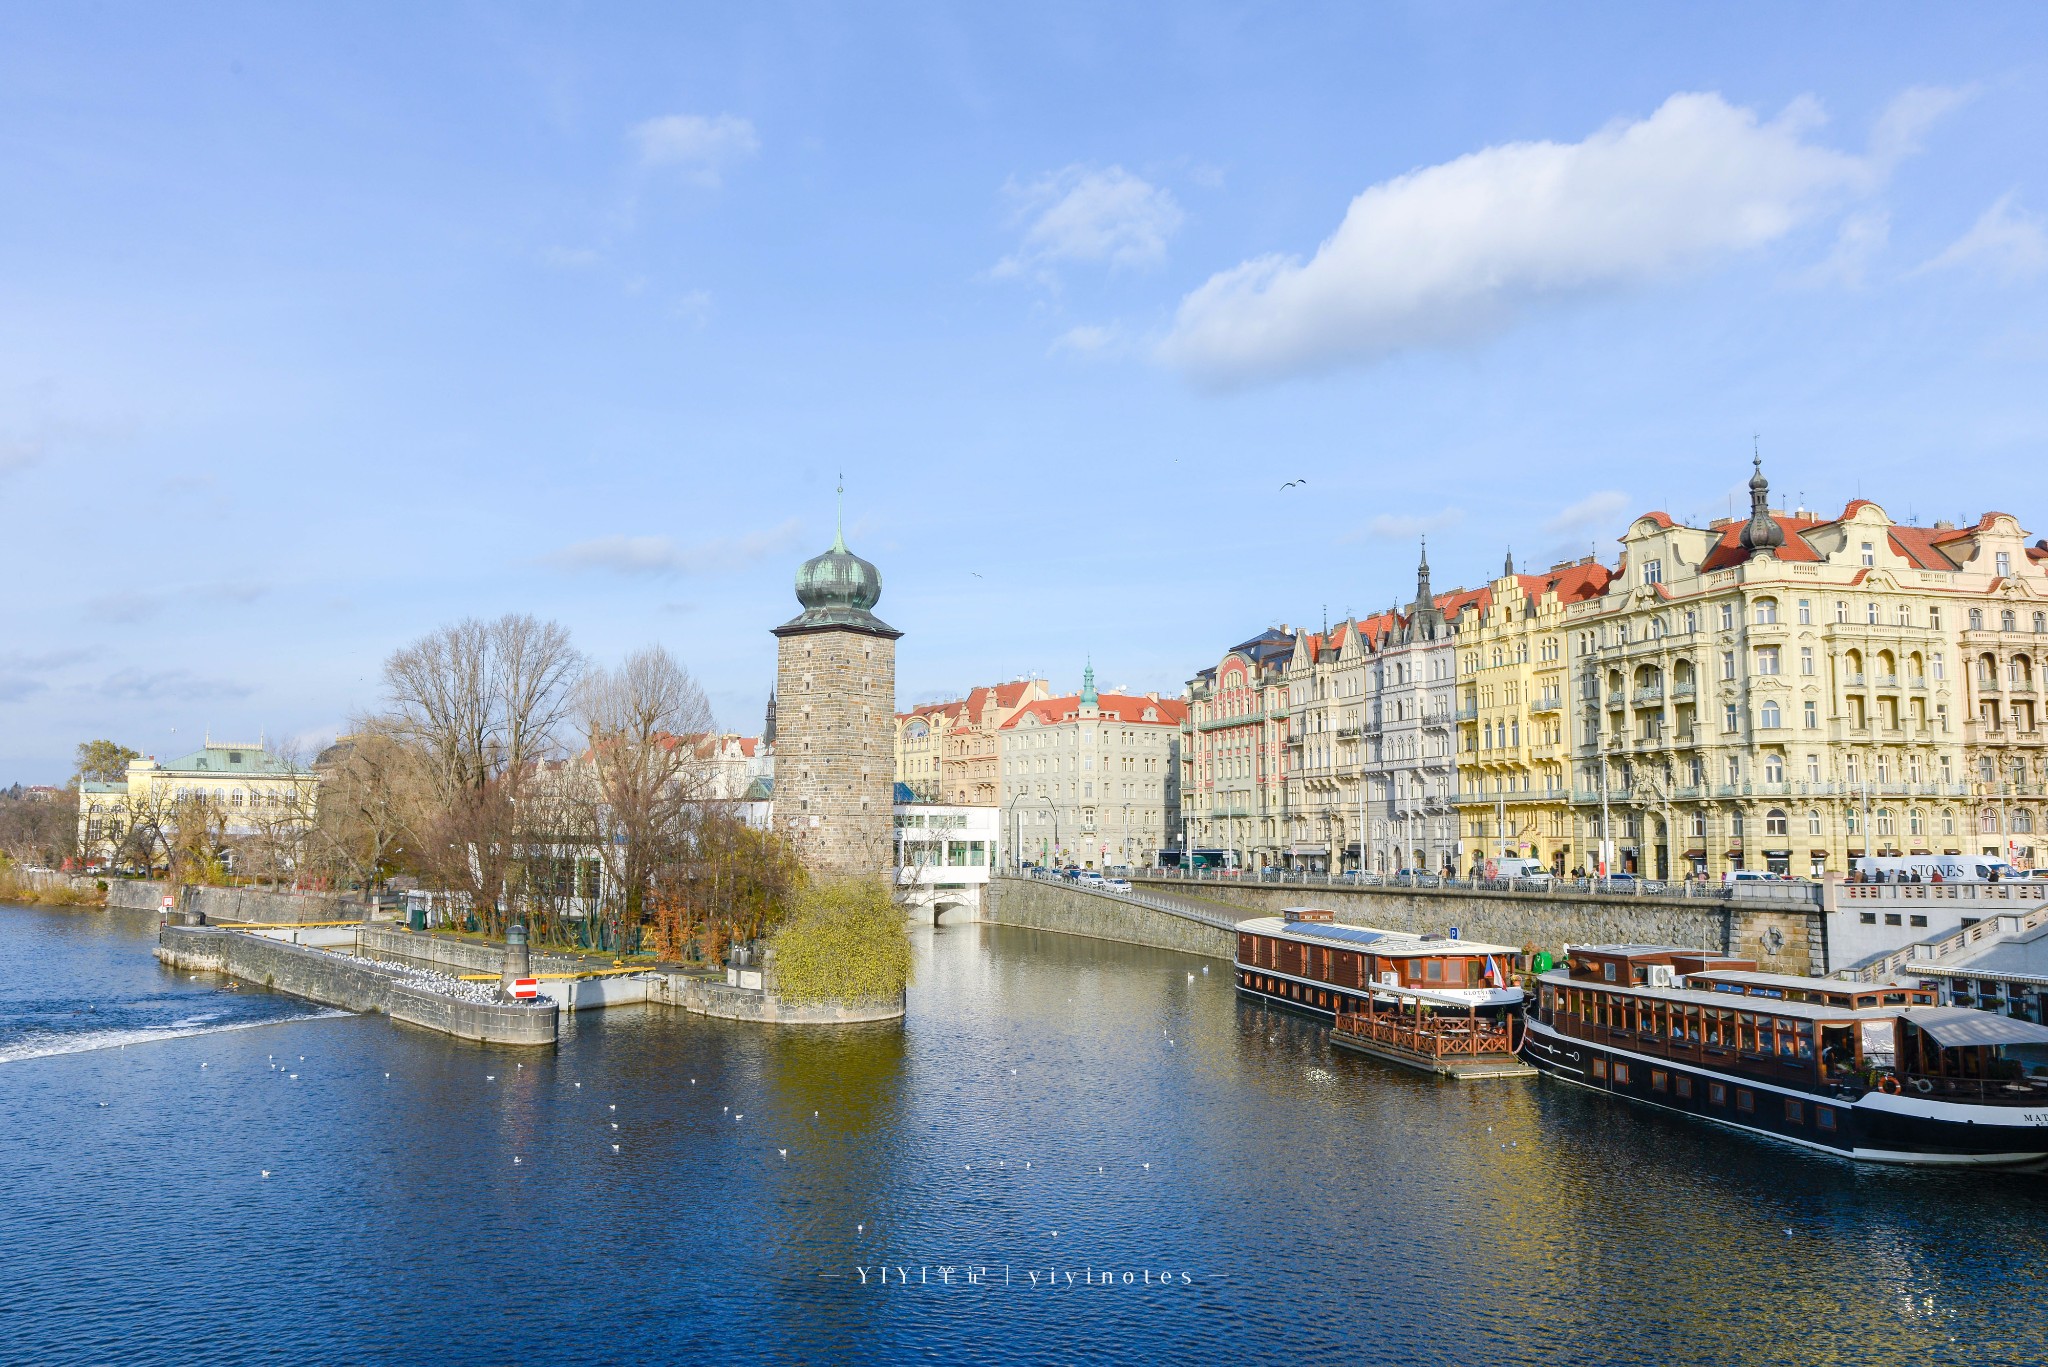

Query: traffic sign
[511,978,539,999]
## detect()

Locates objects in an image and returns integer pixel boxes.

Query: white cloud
[1050,323,1120,356]
[1800,210,1890,289]
[1349,507,1466,542]
[1161,92,1882,386]
[1870,84,1974,167]
[546,520,803,577]
[995,166,1183,281]
[630,113,760,187]
[1545,490,1632,537]
[100,668,253,702]
[1921,194,2048,283]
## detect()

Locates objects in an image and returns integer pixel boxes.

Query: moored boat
[1235,909,1532,1076]
[1521,944,2048,1165]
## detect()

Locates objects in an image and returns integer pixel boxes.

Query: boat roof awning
[1905,1007,2048,1048]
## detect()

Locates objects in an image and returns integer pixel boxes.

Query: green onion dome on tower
[774,527,901,639]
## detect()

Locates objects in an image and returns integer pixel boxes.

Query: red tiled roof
[1001,693,1189,729]
[1698,514,1828,571]
[1515,561,1611,605]
[1886,526,1961,571]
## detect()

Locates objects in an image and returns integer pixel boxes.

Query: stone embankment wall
[356,926,586,978]
[985,879,1236,959]
[157,924,556,1046]
[108,880,378,925]
[106,879,170,911]
[991,877,1822,976]
[646,973,905,1024]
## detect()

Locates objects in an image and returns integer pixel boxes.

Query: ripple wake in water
[0,1007,351,1063]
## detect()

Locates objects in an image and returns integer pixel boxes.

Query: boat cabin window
[1425,960,1442,982]
[1603,963,1617,983]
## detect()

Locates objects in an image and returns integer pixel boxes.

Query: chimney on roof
[1935,520,1955,531]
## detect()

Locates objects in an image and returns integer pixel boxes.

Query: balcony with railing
[1632,686,1665,707]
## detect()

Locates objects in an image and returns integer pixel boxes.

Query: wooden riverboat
[1520,944,2048,1166]
[1235,910,1532,1076]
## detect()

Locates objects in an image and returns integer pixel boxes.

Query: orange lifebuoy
[1879,1074,1901,1095]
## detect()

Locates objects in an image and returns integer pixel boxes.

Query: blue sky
[4,3,2047,782]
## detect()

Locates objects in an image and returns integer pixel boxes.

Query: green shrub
[770,876,910,1006]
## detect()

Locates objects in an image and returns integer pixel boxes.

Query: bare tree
[576,646,716,942]
[302,725,429,892]
[376,614,582,932]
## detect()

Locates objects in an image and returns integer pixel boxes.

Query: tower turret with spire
[1409,538,1445,640]
[1738,452,1785,560]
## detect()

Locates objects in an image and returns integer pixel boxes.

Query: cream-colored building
[77,740,318,869]
[1560,460,2048,879]
[894,679,1050,807]
[999,666,1184,869]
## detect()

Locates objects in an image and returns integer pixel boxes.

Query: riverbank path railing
[1014,870,1245,933]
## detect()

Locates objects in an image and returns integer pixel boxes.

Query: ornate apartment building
[1452,554,1613,873]
[1556,460,2048,878]
[1182,629,1296,867]
[1274,551,1485,874]
[893,679,1050,806]
[997,665,1183,868]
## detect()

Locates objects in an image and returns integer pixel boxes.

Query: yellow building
[1453,555,1612,873]
[1558,461,2047,879]
[77,740,318,870]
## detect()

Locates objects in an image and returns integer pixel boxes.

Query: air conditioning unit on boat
[1645,965,1676,989]
[1380,971,1399,988]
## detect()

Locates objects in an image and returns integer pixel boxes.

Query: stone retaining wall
[1125,877,1821,975]
[156,924,556,1046]
[989,877,1822,975]
[986,879,1236,959]
[355,925,586,978]
[647,972,905,1024]
[106,879,170,910]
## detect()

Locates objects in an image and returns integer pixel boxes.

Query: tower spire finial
[833,472,845,550]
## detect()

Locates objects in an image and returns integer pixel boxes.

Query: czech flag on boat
[1483,956,1503,987]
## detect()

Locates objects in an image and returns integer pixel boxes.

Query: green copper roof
[774,531,900,639]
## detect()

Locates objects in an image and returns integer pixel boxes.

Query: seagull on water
[261,1170,270,1178]
[486,1075,495,1082]
[1143,1163,1151,1170]
[779,1149,788,1160]
[575,1082,582,1088]
[612,1144,620,1153]
[513,1157,522,1165]
[610,1122,618,1130]
[609,1104,616,1111]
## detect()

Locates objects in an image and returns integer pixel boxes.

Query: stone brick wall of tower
[774,629,898,878]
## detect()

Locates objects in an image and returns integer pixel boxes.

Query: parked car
[1104,878,1132,891]
[1077,871,1105,885]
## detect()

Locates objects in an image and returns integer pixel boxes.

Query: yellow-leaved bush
[769,876,911,1006]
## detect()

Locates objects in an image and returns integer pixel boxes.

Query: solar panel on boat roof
[1288,923,1387,946]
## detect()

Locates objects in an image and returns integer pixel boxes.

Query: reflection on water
[0,903,2044,1364]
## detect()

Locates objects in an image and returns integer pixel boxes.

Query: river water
[1,902,2045,1365]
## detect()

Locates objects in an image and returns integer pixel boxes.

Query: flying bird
[1280,479,1308,490]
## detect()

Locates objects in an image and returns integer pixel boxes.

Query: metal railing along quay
[1015,870,1242,931]
[1130,866,1811,904]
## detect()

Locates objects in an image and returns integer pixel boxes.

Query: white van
[1853,855,2016,883]
[1492,857,1553,884]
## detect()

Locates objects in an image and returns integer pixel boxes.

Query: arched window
[1807,810,1823,836]
[1691,812,1707,837]
[1876,809,1895,837]
[1755,598,1778,625]
[1766,808,1788,836]
[1942,809,1956,836]
[1897,605,1911,626]
[1765,753,1784,782]
[1909,809,1924,836]
[2018,810,2036,834]
[1982,809,2001,834]
[1760,700,1781,729]
[1970,608,1984,630]
[2003,609,2018,632]
[2036,612,2046,634]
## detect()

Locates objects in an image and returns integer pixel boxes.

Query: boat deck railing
[1333,1009,1517,1060]
[1888,1072,2048,1105]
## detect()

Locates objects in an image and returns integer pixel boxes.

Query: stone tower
[771,519,901,878]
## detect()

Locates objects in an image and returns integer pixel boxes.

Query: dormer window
[1643,559,1663,586]
[1997,551,2012,577]
[1861,541,1875,567]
